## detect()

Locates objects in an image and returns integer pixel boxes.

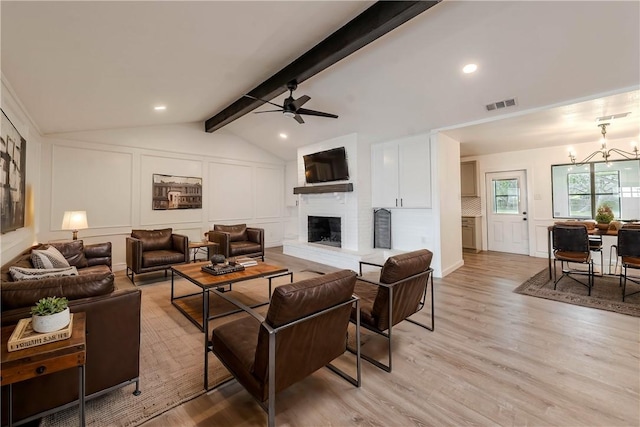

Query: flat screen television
[303,147,349,184]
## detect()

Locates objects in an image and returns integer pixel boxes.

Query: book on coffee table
[235,257,258,267]
[7,314,74,352]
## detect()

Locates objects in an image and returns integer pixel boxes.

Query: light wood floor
[141,249,640,427]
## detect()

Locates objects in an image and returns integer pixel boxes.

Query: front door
[486,170,529,255]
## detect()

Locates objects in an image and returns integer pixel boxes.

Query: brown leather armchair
[206,224,264,261]
[126,228,189,284]
[206,270,361,427]
[350,249,434,372]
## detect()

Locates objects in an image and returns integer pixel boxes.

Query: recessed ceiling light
[463,64,478,74]
[154,105,166,111]
[279,133,288,139]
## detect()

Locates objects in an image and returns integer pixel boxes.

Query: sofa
[1,241,141,425]
[206,224,264,261]
[126,228,189,284]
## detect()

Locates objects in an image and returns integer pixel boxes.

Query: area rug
[514,268,640,317]
[39,278,236,427]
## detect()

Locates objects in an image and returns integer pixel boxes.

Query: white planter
[32,307,71,333]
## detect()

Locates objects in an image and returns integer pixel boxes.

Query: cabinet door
[371,142,399,207]
[460,161,477,197]
[462,225,475,248]
[398,136,431,208]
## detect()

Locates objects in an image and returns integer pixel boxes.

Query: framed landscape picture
[1,109,26,234]
[152,174,202,210]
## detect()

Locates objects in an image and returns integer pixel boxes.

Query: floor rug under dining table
[514,268,640,317]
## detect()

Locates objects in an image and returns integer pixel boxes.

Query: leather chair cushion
[352,279,379,326]
[379,249,433,284]
[622,256,640,268]
[50,240,89,268]
[214,224,247,242]
[554,250,591,263]
[131,228,172,252]
[142,250,185,268]
[229,241,262,256]
[211,314,263,400]
[1,265,114,310]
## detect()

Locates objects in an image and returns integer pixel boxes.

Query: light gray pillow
[31,246,71,269]
[9,266,78,281]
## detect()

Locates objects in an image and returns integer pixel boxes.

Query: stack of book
[7,314,74,352]
[235,257,258,267]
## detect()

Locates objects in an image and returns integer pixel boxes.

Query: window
[552,159,640,220]
[493,178,519,214]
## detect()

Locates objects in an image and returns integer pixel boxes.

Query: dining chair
[552,224,594,295]
[615,226,640,301]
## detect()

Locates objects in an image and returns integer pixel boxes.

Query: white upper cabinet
[371,135,431,208]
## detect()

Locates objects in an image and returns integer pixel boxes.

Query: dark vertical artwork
[1,109,26,233]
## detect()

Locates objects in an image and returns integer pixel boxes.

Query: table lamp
[61,211,88,240]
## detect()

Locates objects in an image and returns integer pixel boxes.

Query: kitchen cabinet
[462,216,482,252]
[461,161,478,197]
[371,135,431,208]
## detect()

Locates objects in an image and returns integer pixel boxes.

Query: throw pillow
[31,246,71,269]
[49,240,88,268]
[9,266,79,281]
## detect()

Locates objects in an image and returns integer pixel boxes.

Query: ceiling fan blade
[293,114,305,124]
[296,108,338,119]
[291,95,310,110]
[243,94,283,109]
[253,109,283,114]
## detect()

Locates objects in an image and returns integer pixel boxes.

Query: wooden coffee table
[170,261,291,332]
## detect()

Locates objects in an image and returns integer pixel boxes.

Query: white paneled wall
[33,125,287,271]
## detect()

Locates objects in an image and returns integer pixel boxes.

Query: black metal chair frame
[615,228,640,302]
[552,225,594,296]
[205,288,361,427]
[348,261,434,373]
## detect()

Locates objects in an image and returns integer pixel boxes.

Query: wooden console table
[1,312,86,427]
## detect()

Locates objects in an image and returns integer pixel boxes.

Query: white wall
[36,122,287,271]
[1,76,41,262]
[432,132,464,277]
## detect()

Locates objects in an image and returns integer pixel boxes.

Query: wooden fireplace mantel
[293,183,354,195]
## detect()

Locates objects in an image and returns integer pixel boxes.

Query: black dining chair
[552,224,594,295]
[615,226,640,301]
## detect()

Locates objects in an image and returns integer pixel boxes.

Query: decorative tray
[201,264,245,276]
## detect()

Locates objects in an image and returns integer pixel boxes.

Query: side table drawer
[1,351,85,385]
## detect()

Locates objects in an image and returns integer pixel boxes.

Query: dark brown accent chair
[206,270,361,427]
[615,225,640,301]
[350,249,434,372]
[126,228,189,284]
[206,224,264,261]
[552,224,594,295]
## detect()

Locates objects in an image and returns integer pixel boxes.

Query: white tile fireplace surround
[283,192,384,270]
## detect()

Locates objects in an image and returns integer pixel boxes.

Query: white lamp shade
[61,211,88,230]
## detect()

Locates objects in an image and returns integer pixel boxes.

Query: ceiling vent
[595,112,631,122]
[486,98,517,111]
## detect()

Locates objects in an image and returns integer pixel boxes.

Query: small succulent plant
[31,296,69,316]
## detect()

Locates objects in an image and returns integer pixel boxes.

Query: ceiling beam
[205,1,440,133]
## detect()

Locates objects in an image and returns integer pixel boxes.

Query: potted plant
[595,203,615,229]
[31,296,70,333]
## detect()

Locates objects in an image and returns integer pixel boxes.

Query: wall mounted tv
[303,147,349,184]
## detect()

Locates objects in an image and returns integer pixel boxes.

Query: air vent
[486,97,517,111]
[595,112,631,122]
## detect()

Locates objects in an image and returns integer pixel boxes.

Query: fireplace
[308,216,341,247]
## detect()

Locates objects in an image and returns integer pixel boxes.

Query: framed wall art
[1,109,26,234]
[152,174,202,210]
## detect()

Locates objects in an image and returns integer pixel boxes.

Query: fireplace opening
[308,216,341,247]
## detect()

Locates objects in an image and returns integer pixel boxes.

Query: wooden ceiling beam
[205,1,440,133]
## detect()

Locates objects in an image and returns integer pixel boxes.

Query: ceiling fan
[245,81,338,124]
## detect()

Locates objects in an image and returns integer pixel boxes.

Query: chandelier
[568,123,639,165]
